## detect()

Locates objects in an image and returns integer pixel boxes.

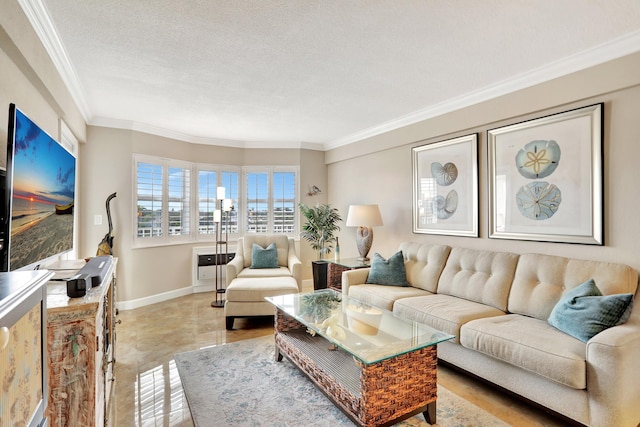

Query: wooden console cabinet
[45,258,117,427]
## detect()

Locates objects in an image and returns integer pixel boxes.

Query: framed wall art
[488,103,603,245]
[412,134,478,237]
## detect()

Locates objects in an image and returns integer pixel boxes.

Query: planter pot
[312,260,328,290]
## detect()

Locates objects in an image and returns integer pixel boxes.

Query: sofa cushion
[365,251,410,286]
[548,278,633,342]
[399,242,451,293]
[437,247,519,311]
[348,284,432,311]
[508,253,639,321]
[460,314,587,389]
[250,243,279,269]
[392,294,506,344]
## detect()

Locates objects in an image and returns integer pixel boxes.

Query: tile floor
[110,291,571,427]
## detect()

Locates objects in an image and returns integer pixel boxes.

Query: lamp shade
[346,205,383,227]
[216,186,226,200]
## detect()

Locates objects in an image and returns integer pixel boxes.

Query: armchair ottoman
[224,235,302,329]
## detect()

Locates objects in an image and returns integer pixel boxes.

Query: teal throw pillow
[365,251,410,287]
[250,243,279,269]
[548,278,634,342]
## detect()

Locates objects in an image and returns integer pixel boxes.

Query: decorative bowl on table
[346,303,382,335]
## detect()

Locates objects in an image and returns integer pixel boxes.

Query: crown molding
[19,0,92,122]
[89,116,324,151]
[324,30,640,151]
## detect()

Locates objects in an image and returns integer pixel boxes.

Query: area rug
[174,335,509,427]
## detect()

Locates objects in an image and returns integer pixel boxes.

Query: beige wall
[0,0,85,146]
[80,126,325,305]
[326,52,640,273]
[0,2,85,263]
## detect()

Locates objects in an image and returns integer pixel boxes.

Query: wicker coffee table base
[274,310,438,427]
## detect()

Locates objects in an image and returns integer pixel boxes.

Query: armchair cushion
[250,243,279,269]
[241,235,291,268]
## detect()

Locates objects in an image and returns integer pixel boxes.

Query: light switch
[95,215,103,225]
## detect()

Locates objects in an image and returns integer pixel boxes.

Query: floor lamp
[346,204,383,261]
[211,187,228,308]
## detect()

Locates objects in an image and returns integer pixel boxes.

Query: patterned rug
[174,335,509,427]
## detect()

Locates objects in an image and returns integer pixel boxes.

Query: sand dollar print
[515,140,561,179]
[516,181,561,220]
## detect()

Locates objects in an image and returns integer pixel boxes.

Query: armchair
[224,235,302,329]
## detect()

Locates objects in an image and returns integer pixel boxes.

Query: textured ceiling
[31,0,640,149]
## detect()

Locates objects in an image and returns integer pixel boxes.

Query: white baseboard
[116,286,195,311]
[192,284,216,293]
[117,279,312,311]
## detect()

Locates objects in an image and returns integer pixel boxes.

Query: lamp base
[355,226,374,261]
[356,256,370,262]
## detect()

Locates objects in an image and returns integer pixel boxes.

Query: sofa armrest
[586,313,640,426]
[287,247,302,291]
[226,256,244,286]
[342,267,371,296]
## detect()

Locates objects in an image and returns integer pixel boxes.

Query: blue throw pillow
[365,251,410,287]
[250,243,279,269]
[548,278,634,342]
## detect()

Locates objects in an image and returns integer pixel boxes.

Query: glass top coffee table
[266,289,454,426]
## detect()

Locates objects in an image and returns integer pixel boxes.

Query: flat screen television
[3,104,76,271]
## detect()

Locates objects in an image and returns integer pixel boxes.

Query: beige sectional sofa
[342,242,640,427]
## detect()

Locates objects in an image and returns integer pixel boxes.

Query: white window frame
[243,166,299,236]
[194,164,241,242]
[133,154,192,248]
[133,156,298,248]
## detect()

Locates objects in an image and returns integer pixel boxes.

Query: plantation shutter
[273,171,296,233]
[220,171,239,234]
[245,171,269,233]
[167,166,191,236]
[136,161,163,238]
[197,170,218,236]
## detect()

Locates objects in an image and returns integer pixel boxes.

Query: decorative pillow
[365,251,410,287]
[548,278,634,342]
[250,243,279,269]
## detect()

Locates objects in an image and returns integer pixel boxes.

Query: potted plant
[299,203,342,290]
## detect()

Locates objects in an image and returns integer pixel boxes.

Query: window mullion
[268,168,274,233]
[162,160,169,237]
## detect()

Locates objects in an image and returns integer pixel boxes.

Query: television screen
[5,104,76,271]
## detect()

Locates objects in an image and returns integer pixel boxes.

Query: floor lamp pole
[211,197,226,308]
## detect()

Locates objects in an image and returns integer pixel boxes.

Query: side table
[327,257,370,291]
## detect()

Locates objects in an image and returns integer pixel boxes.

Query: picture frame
[488,103,603,245]
[412,134,478,237]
